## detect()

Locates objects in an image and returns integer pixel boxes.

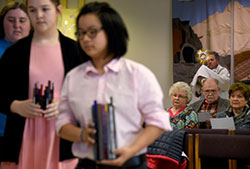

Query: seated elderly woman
[217,82,250,129]
[168,81,199,129]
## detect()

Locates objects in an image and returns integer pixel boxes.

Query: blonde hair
[169,81,192,103]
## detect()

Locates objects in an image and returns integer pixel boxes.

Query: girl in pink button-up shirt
[56,2,172,169]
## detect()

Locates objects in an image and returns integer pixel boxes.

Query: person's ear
[56,4,63,16]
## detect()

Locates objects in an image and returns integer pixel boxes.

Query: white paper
[210,117,235,130]
[198,112,211,122]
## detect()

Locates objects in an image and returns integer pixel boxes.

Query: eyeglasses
[171,94,187,99]
[203,90,217,94]
[75,27,103,40]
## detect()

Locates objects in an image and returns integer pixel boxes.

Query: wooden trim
[188,134,194,169]
[229,160,233,169]
[228,130,236,169]
[195,134,201,169]
[229,160,237,169]
[228,130,235,135]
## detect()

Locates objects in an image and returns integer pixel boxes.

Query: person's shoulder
[185,105,196,113]
[187,105,195,111]
[217,64,227,69]
[59,32,75,42]
[3,34,32,56]
[219,96,229,100]
[217,64,229,72]
[68,62,87,74]
[0,39,10,52]
[218,97,230,104]
[121,58,154,75]
[67,62,87,76]
[245,104,250,115]
[59,32,77,45]
[190,99,203,107]
[246,109,250,117]
[0,39,10,46]
[247,100,250,107]
[12,32,32,47]
[216,110,226,118]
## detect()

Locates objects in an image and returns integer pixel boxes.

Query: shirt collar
[106,58,120,72]
[84,58,121,76]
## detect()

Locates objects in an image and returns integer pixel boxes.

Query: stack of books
[92,97,117,160]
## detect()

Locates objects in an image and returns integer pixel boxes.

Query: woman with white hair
[168,81,199,129]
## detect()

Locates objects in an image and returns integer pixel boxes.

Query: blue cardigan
[0,31,81,163]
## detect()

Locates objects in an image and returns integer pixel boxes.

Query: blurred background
[1,0,84,40]
[0,0,173,108]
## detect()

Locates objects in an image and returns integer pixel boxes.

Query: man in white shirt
[190,51,230,103]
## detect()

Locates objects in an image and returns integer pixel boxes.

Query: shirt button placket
[97,74,106,103]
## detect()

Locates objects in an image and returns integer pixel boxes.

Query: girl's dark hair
[0,2,28,38]
[76,2,129,62]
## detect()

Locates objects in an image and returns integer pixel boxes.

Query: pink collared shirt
[56,58,172,159]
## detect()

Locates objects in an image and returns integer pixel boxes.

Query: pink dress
[1,43,78,169]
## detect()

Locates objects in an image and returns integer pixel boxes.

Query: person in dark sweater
[217,82,250,130]
[0,0,81,168]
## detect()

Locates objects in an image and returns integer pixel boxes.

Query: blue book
[0,112,7,136]
[91,101,99,160]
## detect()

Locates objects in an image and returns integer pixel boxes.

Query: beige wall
[85,0,173,108]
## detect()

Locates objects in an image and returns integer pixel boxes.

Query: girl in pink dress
[0,0,80,168]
